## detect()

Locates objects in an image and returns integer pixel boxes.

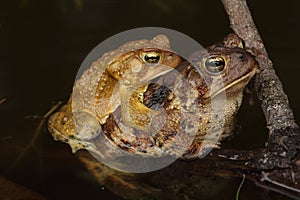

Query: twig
[260,171,300,193]
[0,136,13,141]
[9,102,62,171]
[0,97,7,104]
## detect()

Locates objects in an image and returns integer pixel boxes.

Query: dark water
[0,0,299,199]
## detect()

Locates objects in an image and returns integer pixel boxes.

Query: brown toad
[48,35,182,153]
[101,33,258,159]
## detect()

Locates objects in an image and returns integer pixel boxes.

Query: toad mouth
[208,68,258,99]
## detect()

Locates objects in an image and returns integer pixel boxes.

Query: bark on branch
[216,0,300,197]
[221,0,298,133]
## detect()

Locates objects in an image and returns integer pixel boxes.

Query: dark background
[0,0,299,199]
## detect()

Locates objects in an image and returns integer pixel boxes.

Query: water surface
[0,0,299,199]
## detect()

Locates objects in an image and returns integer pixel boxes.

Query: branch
[218,0,300,196]
[221,0,298,133]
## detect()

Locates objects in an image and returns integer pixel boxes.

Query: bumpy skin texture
[175,34,258,158]
[48,34,258,159]
[48,35,181,153]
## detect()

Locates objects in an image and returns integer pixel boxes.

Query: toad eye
[204,56,225,74]
[142,52,161,64]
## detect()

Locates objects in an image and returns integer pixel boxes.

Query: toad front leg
[48,100,101,154]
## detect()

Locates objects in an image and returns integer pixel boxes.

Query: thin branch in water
[24,115,43,119]
[0,97,7,104]
[260,171,300,193]
[256,181,300,200]
[9,102,62,171]
[0,136,13,141]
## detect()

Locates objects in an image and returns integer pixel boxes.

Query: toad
[48,35,182,153]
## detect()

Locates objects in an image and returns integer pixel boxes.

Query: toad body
[48,35,182,153]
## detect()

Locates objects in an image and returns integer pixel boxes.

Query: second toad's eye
[204,56,226,74]
[142,52,161,64]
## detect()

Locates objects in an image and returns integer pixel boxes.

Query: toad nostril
[167,53,174,60]
[239,55,245,61]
